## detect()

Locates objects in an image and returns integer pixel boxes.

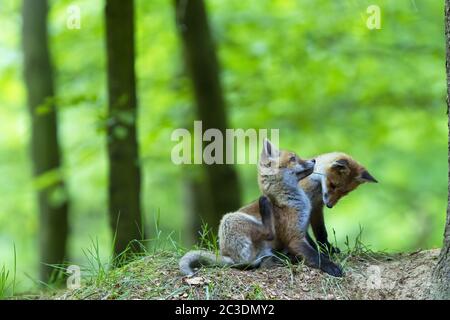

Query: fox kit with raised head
[302,152,378,253]
[180,139,343,277]
[179,144,285,276]
[254,139,343,276]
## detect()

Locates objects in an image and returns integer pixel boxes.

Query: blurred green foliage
[0,0,446,291]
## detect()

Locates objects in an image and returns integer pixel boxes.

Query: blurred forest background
[0,0,447,292]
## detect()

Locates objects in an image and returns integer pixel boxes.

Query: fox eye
[329,183,337,190]
[289,156,296,162]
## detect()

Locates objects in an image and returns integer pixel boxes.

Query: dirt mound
[56,249,440,300]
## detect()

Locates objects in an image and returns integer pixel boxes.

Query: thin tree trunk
[105,0,143,256]
[174,0,241,234]
[22,0,69,282]
[182,168,214,245]
[430,0,450,300]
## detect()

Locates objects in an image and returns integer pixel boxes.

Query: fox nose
[311,159,316,165]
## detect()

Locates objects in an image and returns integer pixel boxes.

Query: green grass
[196,222,220,255]
[0,244,16,299]
[245,284,267,299]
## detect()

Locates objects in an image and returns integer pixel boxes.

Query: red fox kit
[179,139,343,277]
[302,152,378,253]
[248,139,342,276]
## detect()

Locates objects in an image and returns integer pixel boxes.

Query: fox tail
[179,250,234,276]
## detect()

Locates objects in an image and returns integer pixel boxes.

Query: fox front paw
[321,262,343,278]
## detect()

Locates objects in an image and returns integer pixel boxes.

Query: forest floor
[48,248,440,300]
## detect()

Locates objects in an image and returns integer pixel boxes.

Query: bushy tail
[179,250,234,276]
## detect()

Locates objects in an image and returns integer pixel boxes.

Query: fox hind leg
[259,195,275,241]
[219,211,274,269]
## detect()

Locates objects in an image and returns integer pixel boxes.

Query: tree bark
[105,0,143,256]
[430,0,450,300]
[182,168,214,245]
[174,0,241,234]
[22,0,69,282]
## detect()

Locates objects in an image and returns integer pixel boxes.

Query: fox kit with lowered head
[301,152,378,253]
[179,139,343,277]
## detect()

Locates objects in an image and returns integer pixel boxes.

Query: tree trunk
[22,0,69,282]
[174,0,241,234]
[182,168,214,245]
[430,0,450,300]
[105,0,143,256]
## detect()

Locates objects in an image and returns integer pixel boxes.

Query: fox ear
[262,138,280,160]
[331,159,350,174]
[357,170,378,183]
